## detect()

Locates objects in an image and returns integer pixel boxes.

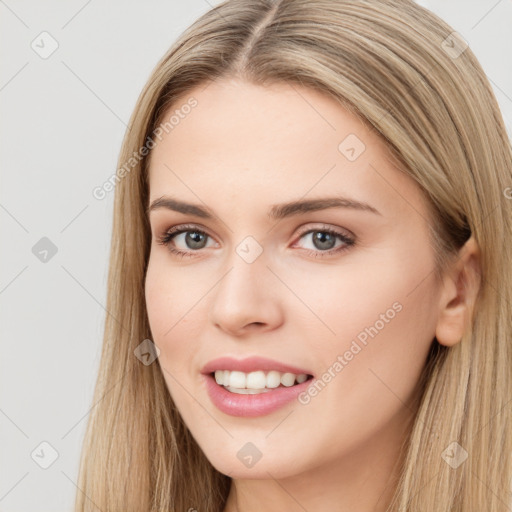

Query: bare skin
[144,77,480,512]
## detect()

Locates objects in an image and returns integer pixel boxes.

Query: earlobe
[435,236,481,347]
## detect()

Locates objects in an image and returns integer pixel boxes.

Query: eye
[155,223,355,259]
[292,225,355,258]
[155,223,216,258]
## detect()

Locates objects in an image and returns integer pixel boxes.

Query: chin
[200,439,311,480]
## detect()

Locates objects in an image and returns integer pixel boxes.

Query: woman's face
[145,77,443,479]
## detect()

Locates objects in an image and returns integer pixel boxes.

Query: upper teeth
[214,369,308,389]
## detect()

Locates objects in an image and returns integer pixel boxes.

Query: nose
[209,247,284,336]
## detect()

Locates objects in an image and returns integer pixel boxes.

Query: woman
[75,1,512,510]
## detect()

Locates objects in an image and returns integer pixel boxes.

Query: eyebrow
[147,195,381,220]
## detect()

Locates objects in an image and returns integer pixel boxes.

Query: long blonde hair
[75,1,512,510]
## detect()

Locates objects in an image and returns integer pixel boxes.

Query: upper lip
[201,356,313,376]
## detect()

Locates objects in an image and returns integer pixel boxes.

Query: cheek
[145,257,197,367]
[297,234,435,360]
[282,242,437,351]
[144,261,202,419]
[145,252,205,338]
[304,248,439,418]
[284,260,439,466]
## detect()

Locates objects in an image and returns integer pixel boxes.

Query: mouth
[211,369,313,394]
[201,356,315,417]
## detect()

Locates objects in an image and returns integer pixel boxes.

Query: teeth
[281,372,296,387]
[229,370,246,388]
[296,373,308,384]
[213,369,309,391]
[246,370,266,389]
[266,370,281,389]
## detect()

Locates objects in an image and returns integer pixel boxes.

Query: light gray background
[1,1,511,510]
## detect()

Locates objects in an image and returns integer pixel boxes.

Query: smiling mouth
[212,369,314,394]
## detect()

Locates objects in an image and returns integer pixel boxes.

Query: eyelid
[163,223,218,242]
[293,222,354,239]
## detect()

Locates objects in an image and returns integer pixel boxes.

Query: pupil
[313,231,335,250]
[186,231,206,249]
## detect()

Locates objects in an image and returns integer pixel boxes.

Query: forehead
[147,78,427,222]
[150,78,376,164]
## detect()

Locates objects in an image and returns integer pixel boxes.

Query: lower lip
[203,373,312,417]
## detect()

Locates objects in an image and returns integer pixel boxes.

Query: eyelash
[155,223,355,259]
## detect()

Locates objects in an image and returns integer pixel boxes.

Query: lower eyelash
[156,227,355,258]
[166,245,195,258]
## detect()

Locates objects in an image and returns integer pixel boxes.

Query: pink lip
[203,373,313,417]
[201,356,313,376]
[201,356,314,417]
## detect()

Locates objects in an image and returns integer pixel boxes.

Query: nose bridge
[209,235,282,333]
[218,235,269,304]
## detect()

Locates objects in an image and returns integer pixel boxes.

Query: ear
[435,236,481,347]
